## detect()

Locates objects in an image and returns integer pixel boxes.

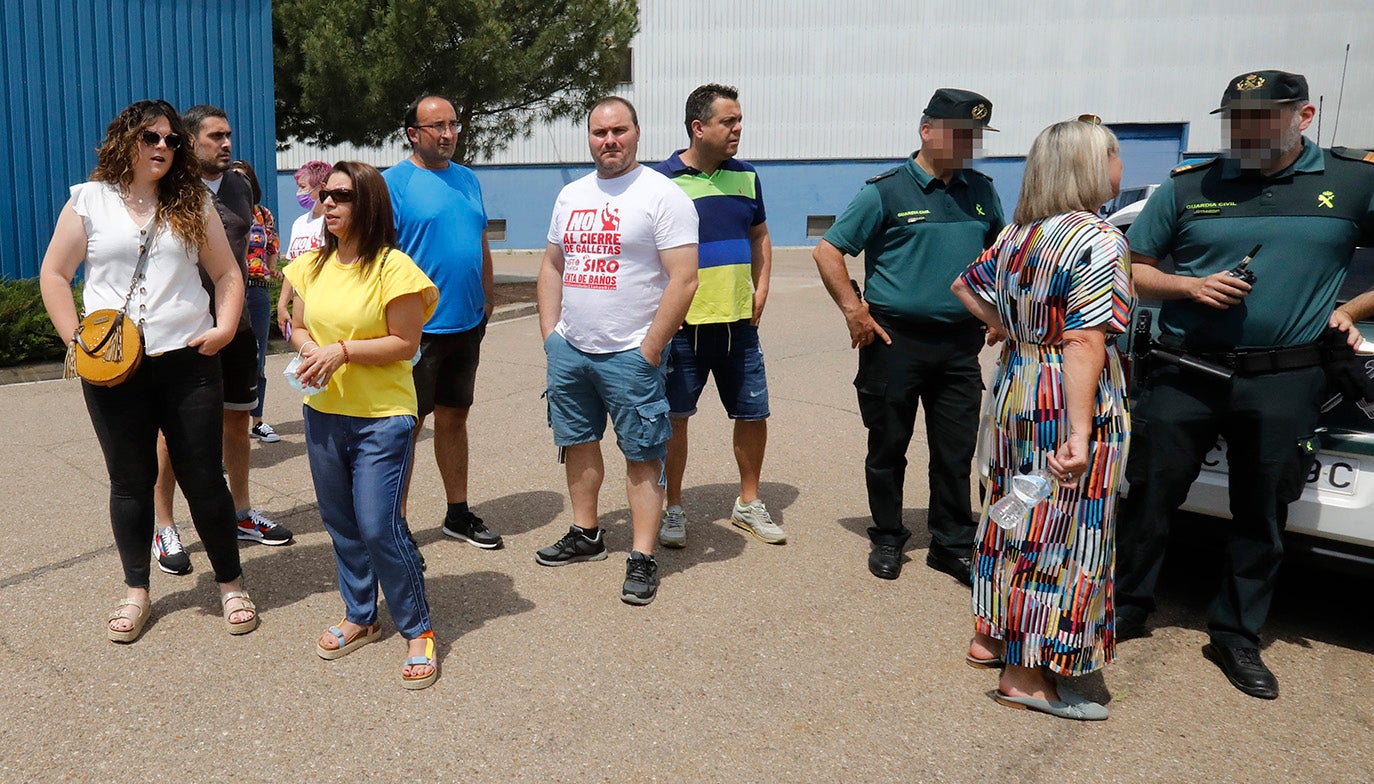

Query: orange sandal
[401,631,438,690]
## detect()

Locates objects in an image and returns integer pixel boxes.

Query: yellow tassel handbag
[64,224,154,387]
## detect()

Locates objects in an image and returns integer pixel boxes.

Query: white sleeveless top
[70,182,214,355]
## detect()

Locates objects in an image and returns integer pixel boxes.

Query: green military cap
[1210,70,1309,114]
[923,88,999,131]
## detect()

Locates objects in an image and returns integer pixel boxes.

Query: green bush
[0,278,79,367]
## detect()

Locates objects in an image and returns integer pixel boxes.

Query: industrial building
[3,1,1372,277]
[274,1,1374,250]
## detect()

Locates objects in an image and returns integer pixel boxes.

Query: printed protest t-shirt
[546,166,698,353]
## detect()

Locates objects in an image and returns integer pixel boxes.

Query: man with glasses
[384,95,502,554]
[814,88,1004,584]
[152,105,293,576]
[1115,70,1374,700]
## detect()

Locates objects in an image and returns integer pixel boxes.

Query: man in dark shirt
[814,89,1005,585]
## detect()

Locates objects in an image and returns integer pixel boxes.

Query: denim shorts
[665,320,769,420]
[544,332,673,462]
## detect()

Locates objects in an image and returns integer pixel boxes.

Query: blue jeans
[246,284,271,418]
[303,408,430,638]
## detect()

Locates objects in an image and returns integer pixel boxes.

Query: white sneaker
[659,505,687,548]
[730,498,786,544]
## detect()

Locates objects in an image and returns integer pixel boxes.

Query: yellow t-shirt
[285,248,438,418]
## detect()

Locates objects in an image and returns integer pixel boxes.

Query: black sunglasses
[318,188,356,204]
[139,129,183,150]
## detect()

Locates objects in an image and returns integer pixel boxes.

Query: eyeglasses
[412,121,461,134]
[139,130,183,150]
[1077,114,1104,125]
[318,188,355,204]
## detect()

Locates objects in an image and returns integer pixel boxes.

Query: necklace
[123,188,156,207]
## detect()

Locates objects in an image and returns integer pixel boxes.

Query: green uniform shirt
[824,155,1004,324]
[1127,139,1374,349]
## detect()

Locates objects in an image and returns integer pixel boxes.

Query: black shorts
[413,318,487,417]
[220,328,259,411]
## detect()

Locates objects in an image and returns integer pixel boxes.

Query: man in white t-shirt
[534,96,700,606]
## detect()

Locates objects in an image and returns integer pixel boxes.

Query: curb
[0,301,540,387]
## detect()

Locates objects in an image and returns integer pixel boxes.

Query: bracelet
[338,340,350,363]
[299,340,318,354]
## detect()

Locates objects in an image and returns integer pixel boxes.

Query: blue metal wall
[274,123,1187,250]
[0,0,276,280]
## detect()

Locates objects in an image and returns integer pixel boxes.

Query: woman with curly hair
[39,99,258,642]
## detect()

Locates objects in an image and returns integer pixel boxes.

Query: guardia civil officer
[814,89,1005,584]
[1116,70,1374,700]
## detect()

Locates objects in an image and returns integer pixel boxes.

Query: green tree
[274,0,638,163]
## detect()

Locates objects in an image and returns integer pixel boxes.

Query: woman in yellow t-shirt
[284,161,440,690]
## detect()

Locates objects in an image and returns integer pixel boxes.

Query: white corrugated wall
[278,0,1374,170]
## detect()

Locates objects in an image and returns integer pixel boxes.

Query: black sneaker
[152,524,192,575]
[442,509,503,549]
[621,551,659,605]
[535,525,608,566]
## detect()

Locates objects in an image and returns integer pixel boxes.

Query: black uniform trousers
[1115,363,1324,647]
[855,316,984,554]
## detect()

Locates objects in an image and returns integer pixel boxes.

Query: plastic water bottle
[989,469,1055,530]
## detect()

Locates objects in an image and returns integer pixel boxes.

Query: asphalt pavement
[1,249,1370,783]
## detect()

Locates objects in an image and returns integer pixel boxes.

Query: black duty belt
[1190,343,1324,375]
[247,278,270,288]
[873,315,983,336]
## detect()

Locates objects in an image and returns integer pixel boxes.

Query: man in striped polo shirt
[652,84,786,548]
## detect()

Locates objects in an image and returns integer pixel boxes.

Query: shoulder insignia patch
[865,168,900,185]
[1170,157,1219,177]
[1332,146,1374,165]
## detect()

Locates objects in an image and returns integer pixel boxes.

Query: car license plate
[1199,442,1361,496]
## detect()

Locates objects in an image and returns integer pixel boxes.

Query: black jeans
[855,318,984,553]
[83,347,242,589]
[1115,363,1324,647]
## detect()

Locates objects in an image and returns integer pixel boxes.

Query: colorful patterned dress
[957,210,1134,677]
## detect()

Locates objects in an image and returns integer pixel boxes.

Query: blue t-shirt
[383,159,488,333]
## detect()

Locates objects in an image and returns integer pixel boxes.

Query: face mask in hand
[283,353,327,396]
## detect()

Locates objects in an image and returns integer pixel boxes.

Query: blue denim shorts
[665,320,769,420]
[544,332,673,462]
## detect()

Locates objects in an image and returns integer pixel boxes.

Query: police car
[1108,188,1374,572]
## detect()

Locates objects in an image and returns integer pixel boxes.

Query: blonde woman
[951,118,1133,720]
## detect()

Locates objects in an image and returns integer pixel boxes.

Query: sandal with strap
[221,590,259,635]
[316,620,382,660]
[401,630,438,690]
[108,597,150,643]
